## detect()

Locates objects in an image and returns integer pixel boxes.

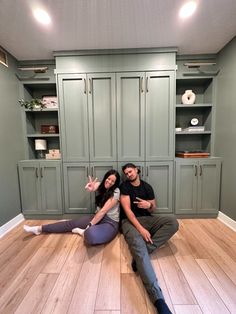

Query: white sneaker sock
[24,225,41,235]
[72,227,85,236]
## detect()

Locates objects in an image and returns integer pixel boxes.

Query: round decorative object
[190,118,199,126]
[182,90,196,105]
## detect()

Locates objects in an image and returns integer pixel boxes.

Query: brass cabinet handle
[84,78,87,94]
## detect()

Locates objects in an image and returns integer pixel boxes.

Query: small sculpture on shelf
[181,90,196,105]
[18,98,46,110]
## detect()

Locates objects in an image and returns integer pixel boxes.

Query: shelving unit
[175,77,215,155]
[21,83,60,159]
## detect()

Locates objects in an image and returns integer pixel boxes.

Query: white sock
[24,225,41,235]
[72,227,85,236]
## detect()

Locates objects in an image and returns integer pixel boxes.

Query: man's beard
[128,174,138,182]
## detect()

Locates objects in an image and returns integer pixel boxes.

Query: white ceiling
[0,0,236,61]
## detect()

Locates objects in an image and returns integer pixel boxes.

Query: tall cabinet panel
[63,163,91,214]
[87,73,116,161]
[146,162,173,213]
[146,72,174,160]
[58,74,89,162]
[117,72,145,161]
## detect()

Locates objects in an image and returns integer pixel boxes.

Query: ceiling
[0,0,236,61]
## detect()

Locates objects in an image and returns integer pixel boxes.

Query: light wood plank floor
[0,219,236,314]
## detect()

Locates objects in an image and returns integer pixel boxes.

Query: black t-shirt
[120,180,155,219]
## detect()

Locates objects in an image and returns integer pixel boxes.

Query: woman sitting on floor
[24,169,120,246]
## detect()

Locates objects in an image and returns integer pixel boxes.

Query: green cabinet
[117,71,174,161]
[175,78,215,155]
[20,83,60,160]
[19,160,63,214]
[118,161,173,213]
[175,158,221,215]
[63,162,117,214]
[58,73,116,162]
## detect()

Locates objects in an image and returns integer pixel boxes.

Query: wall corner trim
[218,211,236,232]
[0,213,24,238]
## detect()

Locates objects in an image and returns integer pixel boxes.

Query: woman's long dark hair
[95,169,120,208]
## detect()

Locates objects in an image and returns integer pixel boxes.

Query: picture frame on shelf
[42,96,58,109]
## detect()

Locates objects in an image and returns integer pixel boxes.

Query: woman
[24,169,120,246]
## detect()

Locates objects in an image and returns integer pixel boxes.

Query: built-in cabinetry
[117,71,174,161]
[175,158,221,215]
[17,52,222,218]
[175,74,221,216]
[19,160,63,215]
[21,83,60,159]
[175,78,215,154]
[57,68,175,214]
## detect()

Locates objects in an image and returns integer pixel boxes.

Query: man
[120,163,179,314]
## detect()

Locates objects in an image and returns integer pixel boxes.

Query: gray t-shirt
[96,188,120,222]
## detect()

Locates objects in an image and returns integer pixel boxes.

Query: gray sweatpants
[121,215,179,303]
[42,215,119,245]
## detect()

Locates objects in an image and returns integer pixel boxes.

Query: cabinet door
[40,161,63,214]
[18,161,41,214]
[58,74,89,161]
[146,162,173,213]
[197,159,221,214]
[117,72,145,161]
[146,72,174,160]
[63,163,91,213]
[88,73,116,161]
[175,160,198,214]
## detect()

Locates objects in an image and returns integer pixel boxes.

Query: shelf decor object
[35,139,47,159]
[182,90,196,104]
[19,98,46,110]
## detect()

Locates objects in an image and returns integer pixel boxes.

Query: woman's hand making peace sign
[85,176,100,192]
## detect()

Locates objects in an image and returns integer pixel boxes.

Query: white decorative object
[182,90,196,104]
[35,139,47,158]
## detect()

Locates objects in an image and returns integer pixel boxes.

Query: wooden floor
[0,219,236,314]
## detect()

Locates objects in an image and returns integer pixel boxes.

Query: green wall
[215,36,236,220]
[0,50,24,226]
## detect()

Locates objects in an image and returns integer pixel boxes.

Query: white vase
[182,90,196,105]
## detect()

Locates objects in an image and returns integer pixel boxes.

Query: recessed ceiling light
[33,8,51,25]
[179,1,197,18]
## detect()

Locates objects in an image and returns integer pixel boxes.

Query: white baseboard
[0,213,25,238]
[218,211,236,232]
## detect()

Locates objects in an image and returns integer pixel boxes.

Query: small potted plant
[18,98,46,110]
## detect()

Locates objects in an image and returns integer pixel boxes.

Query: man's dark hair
[122,163,141,174]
